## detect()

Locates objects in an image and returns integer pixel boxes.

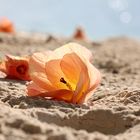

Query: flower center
[60,77,73,91]
[16,65,27,75]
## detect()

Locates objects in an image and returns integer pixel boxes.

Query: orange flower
[27,43,101,104]
[73,27,88,41]
[0,17,14,33]
[0,55,30,80]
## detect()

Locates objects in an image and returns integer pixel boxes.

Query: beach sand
[0,32,140,140]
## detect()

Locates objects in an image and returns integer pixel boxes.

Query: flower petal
[47,43,93,62]
[60,53,89,88]
[60,53,90,103]
[78,62,101,103]
[45,59,70,89]
[60,53,82,85]
[0,61,6,73]
[0,71,6,78]
[27,81,46,96]
[30,72,55,91]
[38,90,74,102]
[72,69,90,104]
[29,51,52,73]
[27,82,73,102]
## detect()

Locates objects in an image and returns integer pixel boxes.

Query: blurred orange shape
[0,55,30,80]
[73,27,88,41]
[0,17,14,33]
[27,43,101,104]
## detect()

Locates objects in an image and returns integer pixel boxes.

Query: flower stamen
[60,77,73,91]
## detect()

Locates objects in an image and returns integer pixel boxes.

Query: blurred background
[0,0,139,40]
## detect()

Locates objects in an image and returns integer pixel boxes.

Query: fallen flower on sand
[27,43,101,104]
[73,27,89,41]
[0,17,14,33]
[0,55,30,80]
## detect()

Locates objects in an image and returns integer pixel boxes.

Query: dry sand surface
[0,32,140,140]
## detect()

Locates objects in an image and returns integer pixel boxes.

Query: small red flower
[0,55,30,80]
[73,27,88,41]
[0,17,14,33]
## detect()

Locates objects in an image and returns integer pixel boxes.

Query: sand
[0,32,140,140]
